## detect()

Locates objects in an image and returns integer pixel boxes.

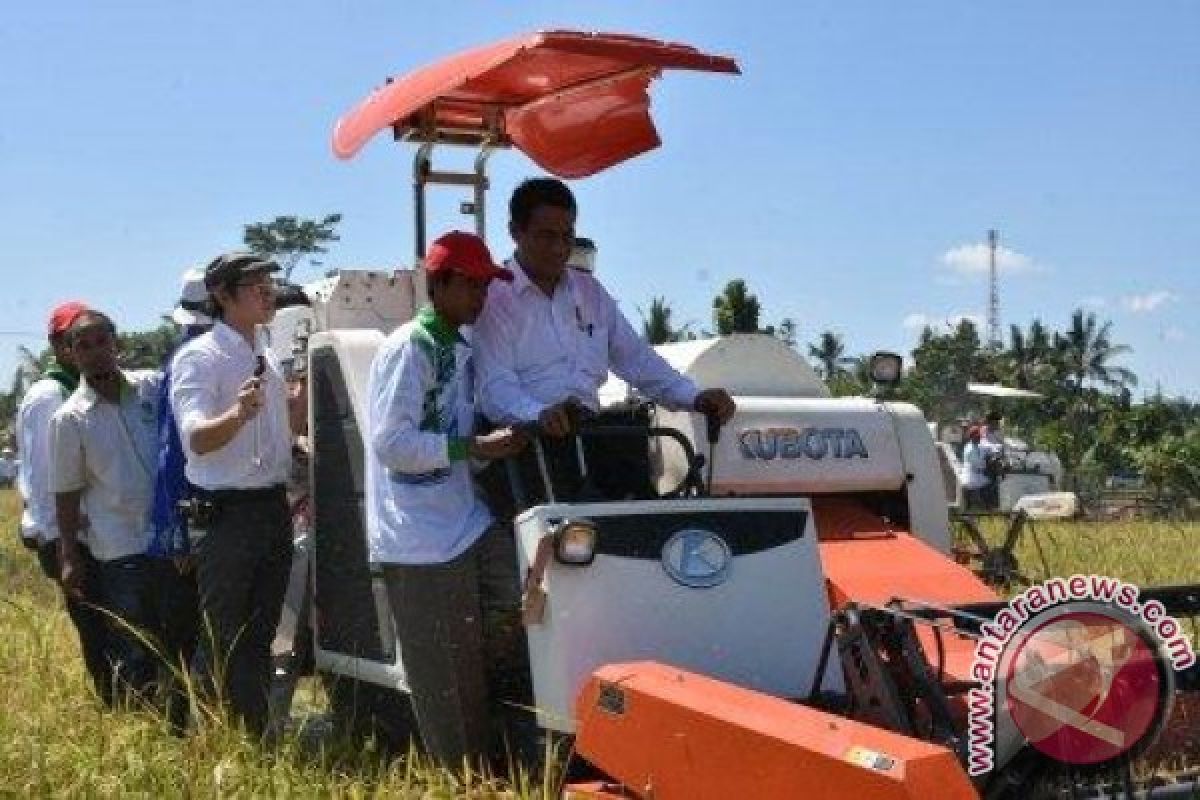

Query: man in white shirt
[53,310,162,702]
[367,231,527,770]
[473,178,736,509]
[0,448,15,488]
[960,426,991,511]
[169,252,302,738]
[15,301,113,705]
[980,411,1006,508]
[475,178,736,434]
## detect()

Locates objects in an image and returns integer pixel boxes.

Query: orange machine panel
[813,499,999,686]
[571,662,980,800]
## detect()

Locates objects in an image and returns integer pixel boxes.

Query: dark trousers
[36,541,115,707]
[150,559,200,734]
[193,489,292,738]
[383,523,527,771]
[93,554,159,702]
[964,487,988,511]
[981,479,1000,510]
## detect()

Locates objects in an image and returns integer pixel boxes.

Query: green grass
[1,488,1197,796]
[0,489,551,798]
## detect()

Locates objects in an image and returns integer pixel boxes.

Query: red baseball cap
[425,231,513,283]
[47,301,89,338]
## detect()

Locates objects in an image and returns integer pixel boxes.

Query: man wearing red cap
[15,301,113,705]
[365,230,528,771]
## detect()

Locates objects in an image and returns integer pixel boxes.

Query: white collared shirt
[473,259,698,425]
[960,441,990,490]
[169,321,292,490]
[16,378,70,542]
[51,370,161,561]
[366,309,492,564]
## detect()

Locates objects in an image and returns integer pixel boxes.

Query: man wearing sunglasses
[168,252,302,738]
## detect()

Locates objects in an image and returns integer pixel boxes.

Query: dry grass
[2,488,1197,796]
[0,489,551,798]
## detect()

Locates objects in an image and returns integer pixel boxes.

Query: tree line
[644,281,1199,507]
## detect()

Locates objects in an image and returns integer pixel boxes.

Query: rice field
[1,487,1197,797]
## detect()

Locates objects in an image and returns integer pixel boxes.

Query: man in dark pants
[146,267,211,734]
[16,301,113,706]
[52,311,162,703]
[169,252,303,738]
[366,231,527,772]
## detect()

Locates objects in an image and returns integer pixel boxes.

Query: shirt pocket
[576,323,610,383]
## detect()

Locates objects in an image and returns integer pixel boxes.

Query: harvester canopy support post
[410,138,493,259]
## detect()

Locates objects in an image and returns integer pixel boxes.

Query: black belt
[200,485,286,505]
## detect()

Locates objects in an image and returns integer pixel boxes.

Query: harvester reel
[953,510,1048,590]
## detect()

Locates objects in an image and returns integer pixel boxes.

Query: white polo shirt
[473,259,699,425]
[169,321,292,490]
[51,371,161,562]
[15,377,71,542]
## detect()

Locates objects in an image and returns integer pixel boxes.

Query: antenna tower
[987,229,1001,348]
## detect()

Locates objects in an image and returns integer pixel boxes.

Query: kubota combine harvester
[276,30,1200,799]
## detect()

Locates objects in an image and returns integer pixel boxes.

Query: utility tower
[987,229,1001,348]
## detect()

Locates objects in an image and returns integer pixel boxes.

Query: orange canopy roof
[331,30,739,179]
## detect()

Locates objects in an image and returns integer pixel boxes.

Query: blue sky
[2,1,1197,397]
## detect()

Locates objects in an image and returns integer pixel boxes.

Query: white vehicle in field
[267,30,1197,800]
[933,383,1065,512]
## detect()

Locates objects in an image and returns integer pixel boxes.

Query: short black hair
[65,310,116,344]
[204,252,280,319]
[509,177,576,230]
[985,410,1003,424]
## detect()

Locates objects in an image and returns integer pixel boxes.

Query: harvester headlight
[553,519,598,566]
[869,351,903,385]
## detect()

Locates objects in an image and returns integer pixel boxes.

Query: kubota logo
[738,427,869,461]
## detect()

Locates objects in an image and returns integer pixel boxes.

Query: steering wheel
[575,424,705,499]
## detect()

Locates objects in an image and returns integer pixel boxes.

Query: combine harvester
[277,30,1199,799]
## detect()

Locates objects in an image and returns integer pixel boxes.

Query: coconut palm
[1005,319,1059,389]
[1054,309,1137,392]
[807,331,854,381]
[639,297,692,344]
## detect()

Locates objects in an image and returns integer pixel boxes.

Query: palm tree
[639,297,692,344]
[1054,309,1137,392]
[807,331,854,381]
[1005,319,1062,390]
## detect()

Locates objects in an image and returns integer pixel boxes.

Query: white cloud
[941,242,1034,277]
[903,311,984,333]
[1121,290,1177,313]
[1080,295,1108,309]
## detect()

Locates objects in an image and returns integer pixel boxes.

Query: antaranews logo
[967,575,1196,776]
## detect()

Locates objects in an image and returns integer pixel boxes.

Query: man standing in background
[53,310,162,704]
[15,301,113,705]
[146,267,211,733]
[0,448,16,489]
